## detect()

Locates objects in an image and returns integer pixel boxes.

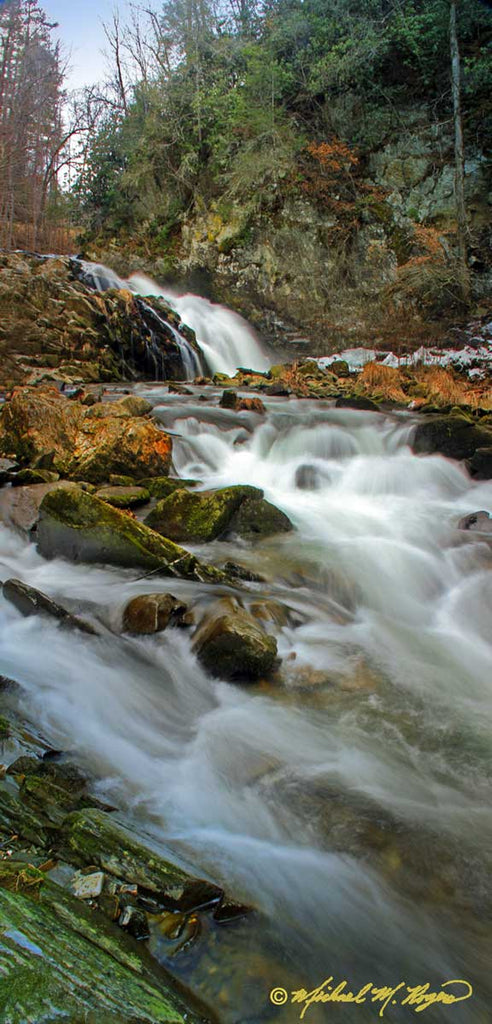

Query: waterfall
[74,259,271,380]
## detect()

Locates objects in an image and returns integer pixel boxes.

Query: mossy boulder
[145,485,292,544]
[10,468,59,486]
[468,447,492,480]
[145,485,262,543]
[86,395,153,418]
[335,396,379,411]
[36,487,226,584]
[95,484,151,508]
[68,414,172,484]
[122,593,189,634]
[412,416,492,461]
[193,598,278,681]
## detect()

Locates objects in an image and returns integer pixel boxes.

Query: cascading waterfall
[75,259,271,379]
[1,382,491,1021]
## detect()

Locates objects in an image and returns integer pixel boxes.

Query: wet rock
[2,578,97,634]
[237,396,266,414]
[222,561,265,582]
[0,456,17,485]
[68,413,172,484]
[193,598,278,681]
[294,464,325,490]
[72,870,105,900]
[220,389,238,409]
[458,510,492,533]
[95,485,151,509]
[265,382,292,396]
[468,447,492,480]
[36,487,225,583]
[335,396,379,411]
[0,479,79,533]
[59,807,223,910]
[122,593,189,634]
[119,904,150,940]
[145,485,262,543]
[0,385,82,468]
[412,415,492,461]
[0,860,203,1023]
[212,898,251,923]
[227,496,293,540]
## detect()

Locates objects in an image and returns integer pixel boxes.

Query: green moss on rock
[145,485,262,543]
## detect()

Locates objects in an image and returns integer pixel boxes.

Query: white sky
[41,0,130,91]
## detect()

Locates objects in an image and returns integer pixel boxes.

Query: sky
[41,0,125,91]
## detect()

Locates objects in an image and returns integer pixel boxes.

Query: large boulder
[36,487,225,584]
[412,415,492,461]
[0,386,172,484]
[95,485,150,508]
[193,598,278,681]
[145,485,292,543]
[468,447,492,480]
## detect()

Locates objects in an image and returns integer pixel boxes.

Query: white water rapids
[1,386,491,1020]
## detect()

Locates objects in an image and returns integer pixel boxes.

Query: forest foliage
[72,0,492,249]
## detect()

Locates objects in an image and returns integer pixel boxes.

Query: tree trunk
[450,0,470,306]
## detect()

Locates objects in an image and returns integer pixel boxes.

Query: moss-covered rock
[10,468,59,486]
[59,808,223,910]
[96,484,151,508]
[335,396,380,411]
[36,487,226,584]
[412,416,492,461]
[467,447,492,480]
[145,485,262,543]
[86,395,153,419]
[0,861,206,1024]
[139,476,199,499]
[122,593,189,634]
[193,598,278,681]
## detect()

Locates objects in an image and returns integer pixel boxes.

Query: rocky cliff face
[92,108,491,355]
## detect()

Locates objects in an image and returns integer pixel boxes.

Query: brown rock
[122,593,189,634]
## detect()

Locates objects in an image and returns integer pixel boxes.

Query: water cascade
[75,259,271,379]
[1,382,491,1020]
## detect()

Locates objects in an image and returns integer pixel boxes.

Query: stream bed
[1,384,491,1023]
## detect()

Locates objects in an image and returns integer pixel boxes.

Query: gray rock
[2,578,97,635]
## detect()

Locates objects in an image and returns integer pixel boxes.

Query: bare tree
[450,0,470,305]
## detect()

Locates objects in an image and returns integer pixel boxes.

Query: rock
[122,593,189,634]
[36,487,225,584]
[85,396,152,419]
[265,383,292,396]
[2,578,97,635]
[72,870,105,900]
[139,476,199,499]
[237,396,266,414]
[219,389,238,409]
[68,414,172,484]
[119,905,150,940]
[458,511,492,533]
[145,485,292,544]
[0,479,79,533]
[335,396,379,411]
[145,485,262,543]
[0,457,17,485]
[0,386,173,484]
[108,474,135,486]
[221,561,265,582]
[228,496,293,539]
[59,807,223,910]
[10,467,60,486]
[212,898,251,923]
[0,861,203,1023]
[412,416,492,461]
[95,485,151,509]
[193,598,278,681]
[295,464,321,490]
[468,447,492,480]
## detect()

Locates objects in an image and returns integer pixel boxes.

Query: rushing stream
[0,312,491,1020]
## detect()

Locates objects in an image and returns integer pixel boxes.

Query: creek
[0,282,491,1023]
